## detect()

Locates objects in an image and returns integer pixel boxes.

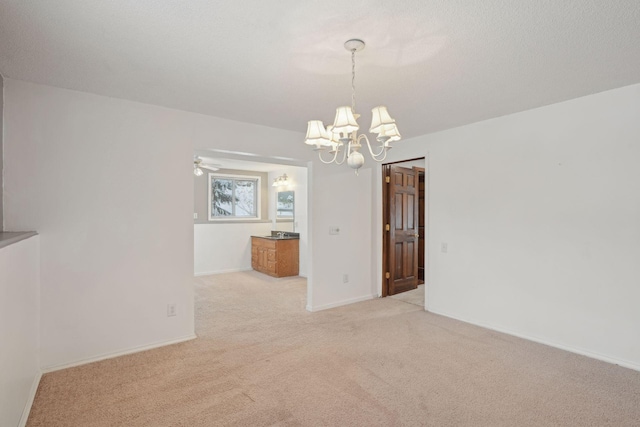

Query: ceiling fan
[193,156,221,176]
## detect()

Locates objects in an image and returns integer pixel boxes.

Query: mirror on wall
[275,190,295,231]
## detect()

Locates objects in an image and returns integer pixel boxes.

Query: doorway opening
[192,149,311,308]
[381,158,426,304]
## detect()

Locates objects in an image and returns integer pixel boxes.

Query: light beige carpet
[28,271,640,426]
[391,284,425,307]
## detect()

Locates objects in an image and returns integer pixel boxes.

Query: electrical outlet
[441,242,448,253]
[193,213,198,219]
[167,303,177,317]
[343,274,349,283]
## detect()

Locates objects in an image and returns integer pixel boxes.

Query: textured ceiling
[1,0,639,139]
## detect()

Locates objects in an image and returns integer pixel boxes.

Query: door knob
[414,233,419,238]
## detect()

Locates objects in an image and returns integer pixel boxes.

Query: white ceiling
[1,0,639,139]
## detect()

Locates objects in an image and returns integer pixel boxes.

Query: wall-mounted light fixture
[272,174,289,187]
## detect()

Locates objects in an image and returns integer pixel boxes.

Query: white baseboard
[428,308,640,372]
[194,267,251,277]
[195,269,307,278]
[307,294,377,312]
[18,371,42,427]
[41,334,197,373]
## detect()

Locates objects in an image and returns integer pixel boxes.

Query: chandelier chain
[351,49,356,113]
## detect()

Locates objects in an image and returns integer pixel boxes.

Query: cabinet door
[267,261,277,274]
[275,239,299,277]
[267,249,277,274]
[251,244,259,269]
[260,248,269,269]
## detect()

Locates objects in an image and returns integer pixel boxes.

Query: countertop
[0,231,39,249]
[252,231,300,240]
[252,235,299,240]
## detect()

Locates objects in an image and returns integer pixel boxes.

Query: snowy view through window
[211,176,257,218]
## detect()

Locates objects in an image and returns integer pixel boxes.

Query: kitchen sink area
[251,232,300,277]
[259,231,300,240]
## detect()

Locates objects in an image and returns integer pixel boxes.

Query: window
[208,174,261,220]
[276,191,294,219]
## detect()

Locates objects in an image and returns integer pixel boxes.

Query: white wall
[3,79,309,369]
[268,166,308,277]
[194,222,272,275]
[376,83,640,369]
[1,74,4,230]
[308,165,376,310]
[2,81,192,369]
[4,78,195,369]
[0,236,40,427]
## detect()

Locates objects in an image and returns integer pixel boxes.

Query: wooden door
[417,168,425,283]
[386,165,420,295]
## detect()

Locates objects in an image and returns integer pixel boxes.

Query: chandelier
[304,39,401,174]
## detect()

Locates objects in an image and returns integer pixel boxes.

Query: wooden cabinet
[251,237,299,277]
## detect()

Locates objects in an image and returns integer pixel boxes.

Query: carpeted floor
[391,284,425,307]
[28,271,640,426]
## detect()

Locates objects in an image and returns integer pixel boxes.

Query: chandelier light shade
[378,123,402,143]
[304,39,401,174]
[369,106,395,134]
[304,120,332,148]
[332,106,359,135]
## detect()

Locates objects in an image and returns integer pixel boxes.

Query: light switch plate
[329,226,340,235]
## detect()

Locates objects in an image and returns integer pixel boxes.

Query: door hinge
[385,224,390,232]
[385,272,390,279]
[385,176,390,183]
